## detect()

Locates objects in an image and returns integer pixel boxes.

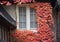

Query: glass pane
[19,7,26,28]
[30,8,37,28]
[30,22,33,28]
[35,22,38,28]
[30,22,37,28]
[19,22,26,28]
[19,16,26,22]
[19,7,26,16]
[30,8,36,15]
[19,7,22,14]
[30,15,36,22]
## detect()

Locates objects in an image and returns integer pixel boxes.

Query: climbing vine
[10,2,54,42]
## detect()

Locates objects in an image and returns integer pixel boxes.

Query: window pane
[19,7,26,16]
[30,8,37,28]
[30,22,33,28]
[19,16,26,22]
[30,15,36,22]
[30,22,37,28]
[30,8,36,14]
[19,7,26,28]
[19,22,26,28]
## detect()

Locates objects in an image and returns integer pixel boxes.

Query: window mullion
[26,6,30,30]
[16,6,19,29]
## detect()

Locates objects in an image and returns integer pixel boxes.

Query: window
[0,26,7,42]
[16,5,37,32]
[19,7,26,29]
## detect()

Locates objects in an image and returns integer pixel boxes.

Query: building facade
[0,0,59,42]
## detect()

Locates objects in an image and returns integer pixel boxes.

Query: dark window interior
[0,25,8,42]
[52,2,60,42]
[53,5,60,42]
[56,6,60,42]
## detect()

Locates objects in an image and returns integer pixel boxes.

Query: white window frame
[16,5,37,32]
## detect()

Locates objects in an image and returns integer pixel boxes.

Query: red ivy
[0,0,35,5]
[10,2,54,42]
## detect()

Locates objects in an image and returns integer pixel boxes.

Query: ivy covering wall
[10,2,54,42]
